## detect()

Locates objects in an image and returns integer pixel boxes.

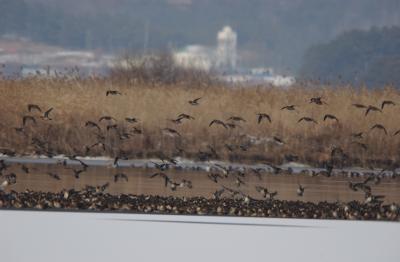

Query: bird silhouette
[352,103,367,109]
[393,130,400,136]
[370,124,387,135]
[297,184,305,196]
[106,124,118,131]
[310,97,326,105]
[177,113,195,120]
[27,104,42,113]
[106,90,122,96]
[298,117,318,124]
[47,172,61,180]
[281,105,298,111]
[227,116,246,122]
[351,132,364,139]
[99,116,116,122]
[381,100,395,110]
[125,117,139,123]
[188,97,202,105]
[208,173,222,183]
[209,120,227,129]
[72,169,85,179]
[114,173,128,182]
[41,108,53,120]
[162,128,181,137]
[351,141,368,151]
[323,114,339,122]
[22,115,36,126]
[365,106,382,116]
[85,121,101,131]
[257,113,271,123]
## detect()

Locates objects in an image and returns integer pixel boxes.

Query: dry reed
[1,76,400,168]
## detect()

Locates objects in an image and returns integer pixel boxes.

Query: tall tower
[216,26,237,72]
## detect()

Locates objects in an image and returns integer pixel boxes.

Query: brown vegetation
[0,75,400,168]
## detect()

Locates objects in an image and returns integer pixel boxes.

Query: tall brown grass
[0,76,399,168]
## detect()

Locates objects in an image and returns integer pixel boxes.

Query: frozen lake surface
[0,210,399,262]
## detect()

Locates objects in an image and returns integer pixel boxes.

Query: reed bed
[0,76,399,168]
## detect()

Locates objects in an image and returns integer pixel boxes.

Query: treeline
[299,26,400,87]
[1,0,399,71]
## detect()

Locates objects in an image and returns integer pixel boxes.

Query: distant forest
[1,0,399,74]
[300,26,400,87]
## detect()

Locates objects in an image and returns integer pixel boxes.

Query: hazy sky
[1,0,400,71]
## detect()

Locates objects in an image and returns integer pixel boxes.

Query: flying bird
[114,173,128,182]
[72,169,85,179]
[352,103,367,109]
[209,120,227,129]
[297,184,305,196]
[125,117,139,123]
[393,130,400,136]
[177,113,195,120]
[162,128,181,137]
[47,172,61,180]
[365,105,382,116]
[281,105,298,111]
[323,114,339,122]
[310,97,326,105]
[381,100,395,110]
[370,124,387,135]
[99,116,116,122]
[188,97,202,105]
[85,121,101,131]
[22,115,36,126]
[351,132,364,139]
[41,108,53,120]
[257,113,271,123]
[227,116,246,122]
[106,90,122,96]
[298,117,318,124]
[27,104,42,112]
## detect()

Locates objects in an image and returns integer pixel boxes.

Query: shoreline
[0,154,398,177]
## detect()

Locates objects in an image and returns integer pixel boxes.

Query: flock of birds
[0,89,399,219]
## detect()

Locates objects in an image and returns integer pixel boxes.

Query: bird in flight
[114,173,128,182]
[323,114,339,122]
[209,120,228,129]
[22,115,36,126]
[227,116,246,122]
[99,116,117,122]
[350,141,368,151]
[352,103,367,109]
[310,97,326,105]
[370,124,387,135]
[85,121,101,131]
[28,104,42,113]
[381,100,395,110]
[281,105,298,111]
[365,105,382,116]
[162,128,181,137]
[298,117,318,124]
[257,113,271,123]
[393,129,400,136]
[297,184,305,196]
[41,108,53,120]
[351,132,364,139]
[125,117,139,123]
[188,97,202,105]
[177,113,195,120]
[47,172,61,180]
[106,90,122,96]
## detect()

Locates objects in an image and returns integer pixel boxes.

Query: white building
[216,26,237,71]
